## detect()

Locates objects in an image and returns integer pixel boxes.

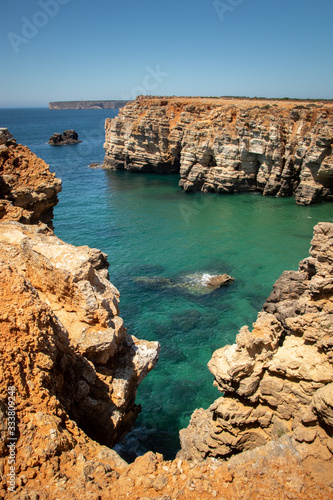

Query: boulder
[206,274,234,289]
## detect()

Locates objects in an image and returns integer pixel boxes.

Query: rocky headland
[49,100,130,110]
[103,96,333,205]
[48,130,81,146]
[0,131,332,499]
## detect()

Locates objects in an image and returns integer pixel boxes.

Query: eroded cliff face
[179,222,333,487]
[0,222,160,449]
[1,134,332,499]
[103,96,333,204]
[0,129,62,228]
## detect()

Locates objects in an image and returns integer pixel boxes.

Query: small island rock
[49,129,82,145]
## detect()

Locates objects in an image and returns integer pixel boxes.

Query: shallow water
[1,107,332,460]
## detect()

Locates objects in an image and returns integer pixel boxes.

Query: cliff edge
[0,128,61,228]
[1,131,332,499]
[103,96,333,205]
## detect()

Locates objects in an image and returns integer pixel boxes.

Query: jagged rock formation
[0,221,159,449]
[103,96,333,204]
[179,222,333,487]
[0,130,61,228]
[1,134,332,499]
[48,129,81,146]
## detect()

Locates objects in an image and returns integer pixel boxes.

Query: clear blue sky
[1,0,332,107]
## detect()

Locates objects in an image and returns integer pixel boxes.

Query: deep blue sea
[1,107,332,460]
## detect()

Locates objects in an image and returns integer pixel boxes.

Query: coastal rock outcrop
[1,134,332,499]
[178,222,333,487]
[48,129,81,146]
[103,96,333,204]
[0,130,61,228]
[0,221,160,450]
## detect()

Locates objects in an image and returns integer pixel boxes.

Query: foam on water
[200,273,215,285]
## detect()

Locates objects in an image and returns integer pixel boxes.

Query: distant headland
[49,100,131,110]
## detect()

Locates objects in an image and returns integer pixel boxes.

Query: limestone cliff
[0,222,159,445]
[103,96,333,204]
[0,129,62,228]
[179,222,333,487]
[1,133,332,499]
[2,225,331,500]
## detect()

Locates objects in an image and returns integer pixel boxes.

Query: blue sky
[0,0,332,107]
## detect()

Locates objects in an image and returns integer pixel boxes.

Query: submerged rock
[49,129,82,145]
[134,272,234,295]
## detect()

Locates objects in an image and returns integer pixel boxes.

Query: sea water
[1,107,332,460]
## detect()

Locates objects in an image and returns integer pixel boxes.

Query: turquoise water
[1,108,332,460]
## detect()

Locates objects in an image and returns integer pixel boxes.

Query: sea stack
[48,129,82,145]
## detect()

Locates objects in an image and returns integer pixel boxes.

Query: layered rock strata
[103,96,333,204]
[0,130,61,227]
[179,222,333,487]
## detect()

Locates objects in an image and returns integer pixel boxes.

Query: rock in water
[206,274,234,289]
[0,127,12,145]
[49,129,82,145]
[134,272,234,295]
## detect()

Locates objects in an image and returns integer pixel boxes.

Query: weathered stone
[0,221,160,448]
[313,383,333,427]
[103,97,333,205]
[0,132,61,228]
[179,223,333,485]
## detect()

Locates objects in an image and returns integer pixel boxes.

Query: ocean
[1,107,332,460]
